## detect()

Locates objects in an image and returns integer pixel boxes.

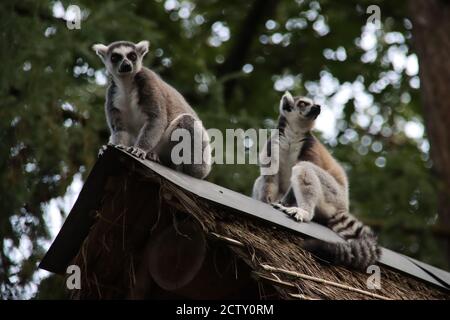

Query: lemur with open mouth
[92,40,211,179]
[253,91,380,270]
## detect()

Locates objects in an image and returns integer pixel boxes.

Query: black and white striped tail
[302,212,380,270]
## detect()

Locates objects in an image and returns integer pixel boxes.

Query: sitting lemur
[253,91,380,270]
[93,40,211,179]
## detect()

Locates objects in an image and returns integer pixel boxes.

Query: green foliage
[32,274,68,300]
[0,0,447,298]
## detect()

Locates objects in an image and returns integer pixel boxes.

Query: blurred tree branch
[218,0,280,102]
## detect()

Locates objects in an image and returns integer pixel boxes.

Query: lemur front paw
[126,146,147,159]
[98,145,108,158]
[145,152,160,163]
[271,203,311,222]
[115,144,128,150]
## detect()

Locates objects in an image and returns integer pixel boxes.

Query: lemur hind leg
[157,114,211,179]
[272,162,319,222]
[274,161,347,222]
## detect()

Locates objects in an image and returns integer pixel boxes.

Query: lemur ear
[92,44,108,59]
[282,91,294,104]
[136,40,150,56]
[280,91,294,113]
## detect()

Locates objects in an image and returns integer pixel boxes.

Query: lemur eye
[298,101,306,108]
[111,53,122,63]
[127,52,137,61]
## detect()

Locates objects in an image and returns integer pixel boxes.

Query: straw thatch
[70,168,449,300]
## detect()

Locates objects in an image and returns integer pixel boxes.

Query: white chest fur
[278,131,305,193]
[113,81,146,138]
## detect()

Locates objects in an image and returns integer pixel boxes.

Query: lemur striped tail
[302,212,381,270]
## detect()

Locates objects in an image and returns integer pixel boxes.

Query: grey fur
[93,41,211,179]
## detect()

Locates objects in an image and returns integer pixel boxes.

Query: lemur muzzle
[308,105,321,118]
[119,61,132,73]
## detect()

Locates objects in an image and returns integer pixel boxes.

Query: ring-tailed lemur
[252,91,380,270]
[92,40,211,179]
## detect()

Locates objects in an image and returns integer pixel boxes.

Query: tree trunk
[409,0,450,267]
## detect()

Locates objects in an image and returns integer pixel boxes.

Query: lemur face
[92,41,149,77]
[279,91,321,122]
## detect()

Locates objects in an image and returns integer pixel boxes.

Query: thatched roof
[40,145,450,300]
